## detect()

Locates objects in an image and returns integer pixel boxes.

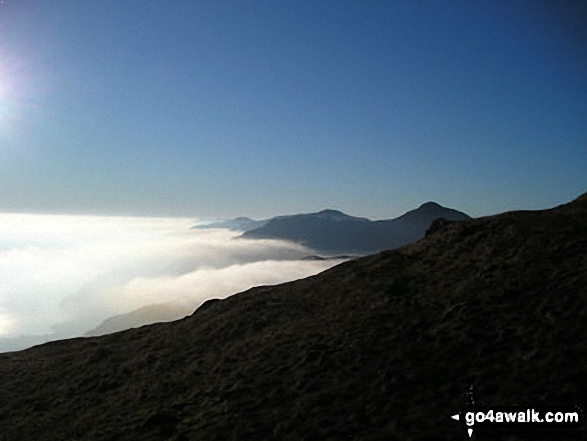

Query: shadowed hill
[0,194,585,440]
[241,202,471,254]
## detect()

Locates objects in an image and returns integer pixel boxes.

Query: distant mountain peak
[418,201,442,209]
[192,217,268,232]
[317,209,346,216]
[395,201,471,225]
[269,209,369,222]
[241,202,470,254]
[313,209,359,220]
[233,216,254,222]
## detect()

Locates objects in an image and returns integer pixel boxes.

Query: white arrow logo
[450,413,473,437]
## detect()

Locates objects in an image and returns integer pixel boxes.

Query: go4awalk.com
[451,405,583,438]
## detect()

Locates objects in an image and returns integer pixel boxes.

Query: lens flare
[0,52,43,142]
[0,59,20,138]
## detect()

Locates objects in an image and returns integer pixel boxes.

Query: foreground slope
[0,195,585,440]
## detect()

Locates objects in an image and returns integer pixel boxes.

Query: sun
[0,57,23,138]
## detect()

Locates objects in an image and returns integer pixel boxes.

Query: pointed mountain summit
[0,193,585,440]
[394,201,469,225]
[241,202,470,254]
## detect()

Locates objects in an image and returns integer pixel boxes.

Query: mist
[0,213,344,352]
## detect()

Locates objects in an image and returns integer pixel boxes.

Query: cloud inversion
[0,213,343,352]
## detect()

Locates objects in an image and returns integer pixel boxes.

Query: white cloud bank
[0,213,343,352]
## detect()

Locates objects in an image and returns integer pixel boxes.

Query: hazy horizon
[0,190,583,221]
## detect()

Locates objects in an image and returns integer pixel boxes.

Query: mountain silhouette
[0,194,585,440]
[241,202,471,254]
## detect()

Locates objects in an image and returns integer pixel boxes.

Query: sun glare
[0,53,36,140]
[0,63,16,136]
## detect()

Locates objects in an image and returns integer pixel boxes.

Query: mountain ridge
[241,201,471,254]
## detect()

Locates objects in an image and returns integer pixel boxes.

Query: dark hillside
[0,195,585,440]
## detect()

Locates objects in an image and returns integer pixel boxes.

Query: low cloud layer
[0,213,343,352]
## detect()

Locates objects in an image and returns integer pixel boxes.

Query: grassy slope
[0,195,585,440]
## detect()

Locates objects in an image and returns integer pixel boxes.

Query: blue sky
[0,0,585,219]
